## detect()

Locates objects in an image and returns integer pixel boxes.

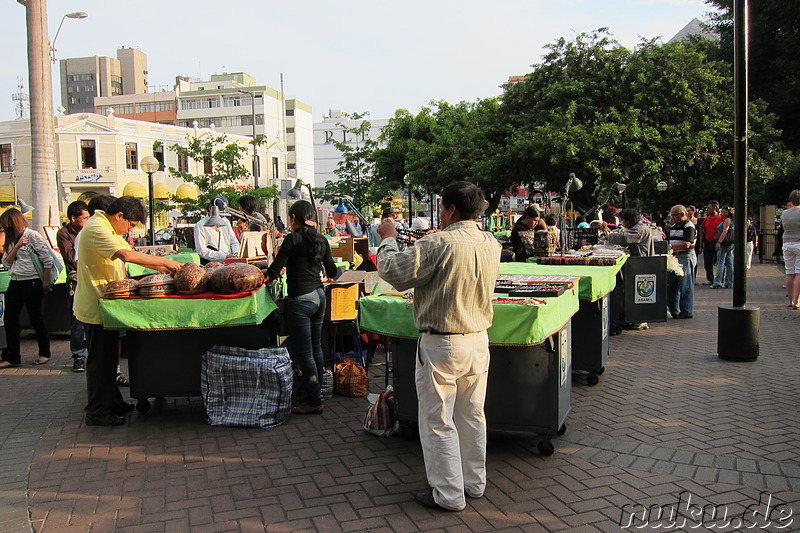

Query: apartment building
[60,47,148,114]
[91,72,314,185]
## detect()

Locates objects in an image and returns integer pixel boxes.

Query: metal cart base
[571,295,609,386]
[391,322,572,456]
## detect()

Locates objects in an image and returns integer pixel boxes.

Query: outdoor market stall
[521,256,627,385]
[100,285,277,413]
[359,281,579,456]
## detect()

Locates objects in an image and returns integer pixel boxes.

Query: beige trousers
[415,331,490,511]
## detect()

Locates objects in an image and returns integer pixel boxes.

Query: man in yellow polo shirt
[75,196,182,426]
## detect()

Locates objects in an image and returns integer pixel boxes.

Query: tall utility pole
[21,0,59,230]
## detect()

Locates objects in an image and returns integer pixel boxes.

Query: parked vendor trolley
[359,284,579,456]
[100,285,277,413]
[519,258,627,385]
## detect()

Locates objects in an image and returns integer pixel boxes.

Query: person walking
[376,181,501,512]
[699,201,723,285]
[265,200,338,415]
[782,189,800,309]
[57,200,90,372]
[0,208,54,368]
[75,196,182,426]
[745,216,758,270]
[666,205,697,319]
[711,206,735,289]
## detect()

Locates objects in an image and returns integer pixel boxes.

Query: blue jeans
[667,252,696,317]
[713,244,734,287]
[287,287,326,407]
[68,281,87,359]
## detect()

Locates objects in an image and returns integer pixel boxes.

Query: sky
[1,0,713,123]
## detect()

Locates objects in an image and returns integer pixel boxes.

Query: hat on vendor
[212,195,228,210]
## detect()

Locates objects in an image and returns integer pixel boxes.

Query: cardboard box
[325,270,367,321]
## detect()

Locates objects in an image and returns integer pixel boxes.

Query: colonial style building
[0,113,287,226]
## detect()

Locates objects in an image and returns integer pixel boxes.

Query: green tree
[705,0,800,150]
[168,133,278,220]
[498,29,781,215]
[374,99,510,215]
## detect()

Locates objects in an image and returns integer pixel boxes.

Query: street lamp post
[141,156,160,245]
[237,89,259,188]
[50,11,88,62]
[403,174,413,228]
[656,181,668,225]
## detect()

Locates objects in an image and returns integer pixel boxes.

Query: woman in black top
[266,201,338,414]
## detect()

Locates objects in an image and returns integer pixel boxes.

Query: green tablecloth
[126,252,201,277]
[0,267,67,292]
[359,287,579,347]
[100,285,276,331]
[515,258,627,302]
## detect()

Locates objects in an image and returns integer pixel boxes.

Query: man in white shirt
[194,201,240,263]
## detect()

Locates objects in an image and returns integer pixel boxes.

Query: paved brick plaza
[1,261,798,532]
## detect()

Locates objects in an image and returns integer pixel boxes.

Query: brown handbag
[334,359,369,397]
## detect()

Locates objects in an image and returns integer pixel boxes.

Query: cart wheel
[556,424,567,436]
[136,399,151,414]
[538,440,555,457]
[587,373,599,386]
[597,366,605,375]
[400,422,418,441]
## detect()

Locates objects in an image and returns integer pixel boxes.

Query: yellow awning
[0,184,15,202]
[122,182,147,198]
[153,183,173,199]
[175,183,198,199]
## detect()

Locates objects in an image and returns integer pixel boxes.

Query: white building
[93,72,314,186]
[313,110,389,189]
[0,113,287,226]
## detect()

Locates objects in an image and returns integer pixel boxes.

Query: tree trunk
[26,0,59,231]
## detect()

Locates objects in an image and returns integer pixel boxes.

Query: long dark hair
[288,200,324,266]
[0,208,28,248]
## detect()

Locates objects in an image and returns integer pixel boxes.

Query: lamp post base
[717,305,760,361]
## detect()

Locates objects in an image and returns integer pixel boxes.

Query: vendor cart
[608,255,667,328]
[520,259,627,385]
[359,286,579,456]
[100,286,277,414]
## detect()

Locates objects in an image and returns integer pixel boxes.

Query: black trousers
[702,241,717,283]
[2,279,50,364]
[83,322,125,416]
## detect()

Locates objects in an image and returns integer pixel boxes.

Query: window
[0,144,12,172]
[115,103,133,114]
[287,163,296,170]
[285,109,294,116]
[180,98,219,110]
[272,157,279,179]
[223,95,248,107]
[80,140,96,169]
[125,142,138,170]
[286,128,295,133]
[203,155,212,175]
[153,144,164,171]
[287,145,295,151]
[177,152,189,173]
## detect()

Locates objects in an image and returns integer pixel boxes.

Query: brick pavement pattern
[1,261,798,532]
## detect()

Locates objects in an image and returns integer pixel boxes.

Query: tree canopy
[371,29,782,218]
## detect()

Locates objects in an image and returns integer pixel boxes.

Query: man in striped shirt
[377,181,501,512]
[667,204,697,319]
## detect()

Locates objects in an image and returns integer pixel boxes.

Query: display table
[125,252,201,277]
[100,286,278,413]
[359,286,579,455]
[521,259,627,385]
